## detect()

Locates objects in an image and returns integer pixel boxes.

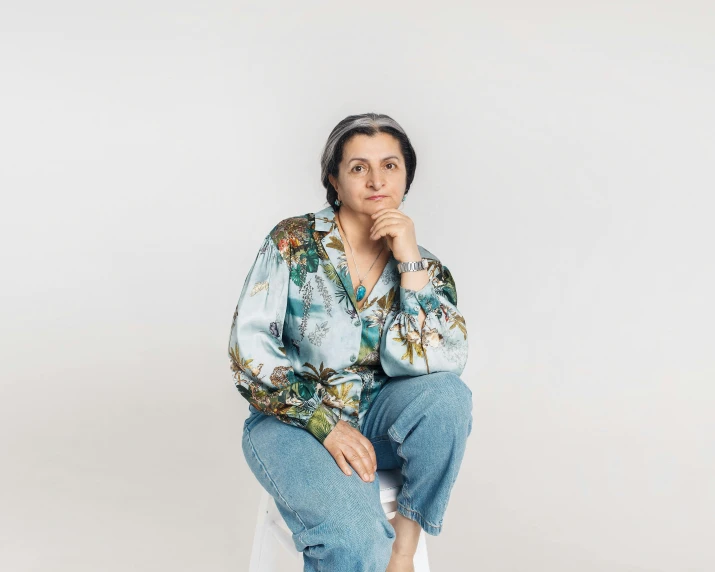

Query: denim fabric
[242,371,473,571]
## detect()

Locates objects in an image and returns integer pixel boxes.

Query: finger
[330,449,353,477]
[370,221,404,240]
[371,211,406,227]
[360,436,377,472]
[370,215,404,233]
[371,214,404,229]
[354,432,376,467]
[371,208,403,219]
[343,444,374,482]
[370,219,401,236]
[371,212,410,231]
[343,443,371,478]
[340,425,376,477]
[353,441,376,476]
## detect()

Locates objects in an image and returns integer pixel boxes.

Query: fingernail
[363,473,369,480]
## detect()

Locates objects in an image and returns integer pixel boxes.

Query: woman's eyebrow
[348,155,400,163]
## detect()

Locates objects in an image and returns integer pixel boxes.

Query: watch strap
[397,258,428,274]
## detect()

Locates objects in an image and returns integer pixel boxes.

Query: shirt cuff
[305,403,340,443]
[399,279,441,316]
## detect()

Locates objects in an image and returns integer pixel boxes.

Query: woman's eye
[386,163,396,170]
[353,165,364,172]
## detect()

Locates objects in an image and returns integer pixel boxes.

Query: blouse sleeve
[380,260,468,377]
[228,235,340,443]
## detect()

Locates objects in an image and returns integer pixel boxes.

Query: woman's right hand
[323,420,377,482]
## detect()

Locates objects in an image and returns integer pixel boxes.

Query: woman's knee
[443,371,472,399]
[426,371,472,409]
[421,372,473,433]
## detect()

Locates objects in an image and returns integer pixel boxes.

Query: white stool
[248,468,431,571]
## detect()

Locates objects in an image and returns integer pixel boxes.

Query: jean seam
[398,502,441,528]
[397,502,442,535]
[244,426,308,531]
[387,425,403,443]
[388,422,447,535]
[388,426,413,504]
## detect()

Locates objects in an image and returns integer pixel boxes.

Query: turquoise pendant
[355,284,366,302]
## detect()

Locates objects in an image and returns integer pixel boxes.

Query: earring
[334,198,341,207]
[401,195,407,202]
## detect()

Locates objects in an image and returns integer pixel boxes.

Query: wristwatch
[396,258,428,274]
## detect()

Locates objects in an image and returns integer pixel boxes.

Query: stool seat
[247,468,431,571]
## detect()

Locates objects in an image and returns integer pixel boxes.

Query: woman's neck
[335,207,388,254]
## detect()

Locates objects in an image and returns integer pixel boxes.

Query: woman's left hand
[369,208,421,261]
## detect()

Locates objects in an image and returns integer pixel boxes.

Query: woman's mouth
[367,195,386,201]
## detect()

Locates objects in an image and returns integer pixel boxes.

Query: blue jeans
[242,371,473,572]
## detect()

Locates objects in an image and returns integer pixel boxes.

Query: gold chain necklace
[336,211,384,303]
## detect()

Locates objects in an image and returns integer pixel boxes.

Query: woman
[228,113,472,572]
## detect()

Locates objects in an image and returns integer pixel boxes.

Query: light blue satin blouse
[228,205,468,442]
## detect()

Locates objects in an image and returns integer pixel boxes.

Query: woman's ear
[328,174,337,191]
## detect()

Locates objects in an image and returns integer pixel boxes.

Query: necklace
[336,211,385,303]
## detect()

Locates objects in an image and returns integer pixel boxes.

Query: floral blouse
[228,204,468,443]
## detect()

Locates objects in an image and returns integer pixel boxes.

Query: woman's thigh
[242,408,392,551]
[362,370,473,442]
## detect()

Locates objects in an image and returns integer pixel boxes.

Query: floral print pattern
[228,205,468,443]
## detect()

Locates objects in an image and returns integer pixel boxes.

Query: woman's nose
[368,171,385,189]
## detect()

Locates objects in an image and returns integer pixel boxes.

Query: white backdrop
[1,1,714,571]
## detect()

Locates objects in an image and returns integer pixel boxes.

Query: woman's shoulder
[267,205,334,241]
[269,206,324,240]
[265,207,325,261]
[268,213,313,240]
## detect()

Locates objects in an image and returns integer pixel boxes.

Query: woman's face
[329,132,407,216]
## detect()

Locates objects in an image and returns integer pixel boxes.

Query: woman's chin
[365,197,397,210]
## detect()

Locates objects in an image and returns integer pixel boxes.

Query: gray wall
[1,1,713,570]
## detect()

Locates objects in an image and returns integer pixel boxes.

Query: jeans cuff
[397,502,443,536]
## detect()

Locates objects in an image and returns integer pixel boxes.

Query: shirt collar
[314,204,338,233]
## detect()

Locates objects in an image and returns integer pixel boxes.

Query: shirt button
[353,320,360,327]
[350,354,356,362]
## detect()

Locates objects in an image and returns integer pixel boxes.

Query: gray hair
[320,113,417,209]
